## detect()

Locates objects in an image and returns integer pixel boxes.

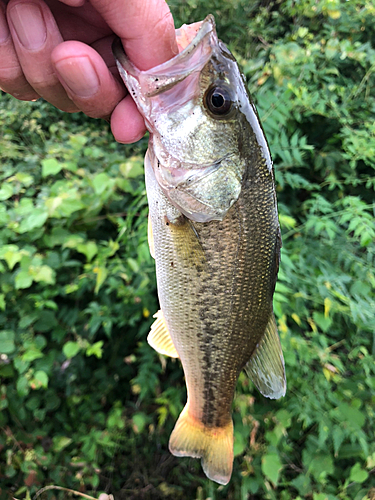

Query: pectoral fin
[167,215,206,269]
[148,213,155,259]
[245,314,286,399]
[147,310,179,358]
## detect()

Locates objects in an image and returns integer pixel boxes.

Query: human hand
[0,0,178,142]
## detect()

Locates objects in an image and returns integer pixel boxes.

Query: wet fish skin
[114,15,285,485]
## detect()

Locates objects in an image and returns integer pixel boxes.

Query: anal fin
[245,314,286,399]
[147,310,179,358]
[169,403,234,485]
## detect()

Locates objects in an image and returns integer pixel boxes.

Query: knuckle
[0,76,39,101]
[0,64,24,85]
[151,10,175,33]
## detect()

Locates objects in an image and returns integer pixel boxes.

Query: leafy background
[1,0,375,498]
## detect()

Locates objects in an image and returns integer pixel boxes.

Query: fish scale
[114,14,286,485]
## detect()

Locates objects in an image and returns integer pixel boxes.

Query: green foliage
[1,1,375,499]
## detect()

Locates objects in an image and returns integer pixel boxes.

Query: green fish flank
[114,14,286,485]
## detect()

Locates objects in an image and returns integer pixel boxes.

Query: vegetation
[1,0,374,498]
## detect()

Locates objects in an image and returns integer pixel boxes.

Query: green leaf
[0,183,13,201]
[42,158,62,177]
[312,312,333,332]
[0,294,5,311]
[0,244,25,270]
[22,347,43,362]
[92,172,111,194]
[132,412,148,434]
[52,436,73,452]
[62,235,85,249]
[18,208,48,233]
[13,172,34,186]
[15,270,33,289]
[313,494,329,500]
[16,376,30,397]
[33,265,56,285]
[107,407,125,429]
[33,370,49,388]
[349,463,368,483]
[0,330,15,354]
[279,214,297,229]
[34,311,58,332]
[303,451,334,480]
[44,227,71,248]
[58,198,85,217]
[119,157,144,178]
[333,403,366,430]
[332,426,345,456]
[63,341,81,358]
[94,266,108,294]
[77,241,98,262]
[261,453,282,485]
[85,340,104,359]
[45,195,85,218]
[233,430,246,456]
[291,474,311,496]
[275,409,292,429]
[34,335,47,350]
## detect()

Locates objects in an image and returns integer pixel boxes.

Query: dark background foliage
[1,0,374,499]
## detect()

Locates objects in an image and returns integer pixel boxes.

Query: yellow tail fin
[169,404,234,485]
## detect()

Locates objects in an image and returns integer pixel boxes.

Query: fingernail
[55,56,100,98]
[0,8,10,43]
[9,3,46,50]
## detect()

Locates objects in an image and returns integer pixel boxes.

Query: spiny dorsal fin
[147,310,179,358]
[148,213,155,259]
[245,314,286,399]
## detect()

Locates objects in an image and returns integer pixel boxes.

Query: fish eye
[205,85,233,116]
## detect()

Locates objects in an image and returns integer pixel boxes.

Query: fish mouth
[112,15,217,101]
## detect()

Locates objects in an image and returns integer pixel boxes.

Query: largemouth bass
[113,15,286,485]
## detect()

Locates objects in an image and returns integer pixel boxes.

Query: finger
[0,0,39,99]
[88,0,178,70]
[111,94,146,144]
[6,0,78,111]
[57,0,85,6]
[52,40,126,119]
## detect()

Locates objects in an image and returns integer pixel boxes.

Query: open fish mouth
[113,16,216,102]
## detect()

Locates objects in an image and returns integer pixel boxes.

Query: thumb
[88,0,178,70]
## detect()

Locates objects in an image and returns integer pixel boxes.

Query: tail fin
[169,404,233,485]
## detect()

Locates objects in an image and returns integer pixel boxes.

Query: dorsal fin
[148,310,179,358]
[245,314,286,399]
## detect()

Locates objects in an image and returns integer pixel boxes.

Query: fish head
[114,15,272,222]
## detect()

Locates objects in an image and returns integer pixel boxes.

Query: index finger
[88,0,178,70]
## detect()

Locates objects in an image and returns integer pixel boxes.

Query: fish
[113,15,286,485]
